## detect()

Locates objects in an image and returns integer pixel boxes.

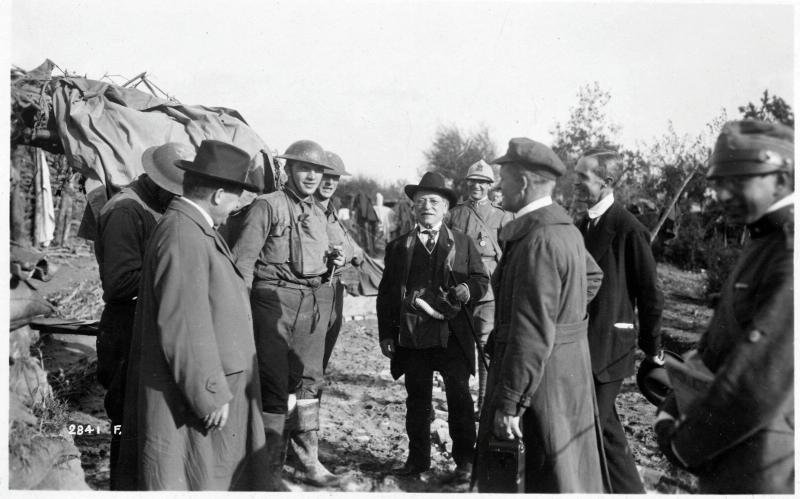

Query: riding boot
[288,399,341,488]
[261,412,291,491]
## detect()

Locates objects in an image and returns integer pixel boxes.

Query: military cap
[707,119,794,179]
[492,137,566,179]
[277,139,336,171]
[464,159,495,183]
[324,151,352,177]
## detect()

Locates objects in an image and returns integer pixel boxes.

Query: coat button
[748,330,762,343]
[206,379,217,392]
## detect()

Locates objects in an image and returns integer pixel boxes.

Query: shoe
[452,462,472,483]
[289,429,341,488]
[392,461,429,476]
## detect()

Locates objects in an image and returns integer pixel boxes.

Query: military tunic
[670,203,794,493]
[223,186,334,413]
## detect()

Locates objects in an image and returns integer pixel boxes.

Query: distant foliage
[739,90,794,127]
[422,124,496,199]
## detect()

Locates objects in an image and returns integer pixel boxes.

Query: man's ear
[211,188,225,206]
[774,171,794,196]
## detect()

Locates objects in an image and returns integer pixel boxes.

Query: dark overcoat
[669,204,794,493]
[376,226,488,377]
[578,201,663,382]
[479,203,606,493]
[117,198,269,490]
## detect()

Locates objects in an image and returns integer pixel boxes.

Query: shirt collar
[765,192,796,214]
[471,196,490,206]
[587,192,614,219]
[516,195,552,217]
[181,196,214,228]
[416,221,443,233]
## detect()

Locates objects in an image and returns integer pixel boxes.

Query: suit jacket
[117,198,269,490]
[377,225,488,377]
[479,202,605,492]
[579,201,663,383]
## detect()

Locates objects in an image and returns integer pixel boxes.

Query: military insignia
[479,240,487,247]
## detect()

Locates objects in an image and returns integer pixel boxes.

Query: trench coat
[578,201,663,382]
[377,225,488,377]
[117,197,270,491]
[668,204,794,493]
[478,202,607,493]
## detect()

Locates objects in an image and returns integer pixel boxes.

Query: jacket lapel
[583,203,618,261]
[399,229,417,299]
[171,198,244,279]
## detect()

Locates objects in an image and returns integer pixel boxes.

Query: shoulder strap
[466,203,503,261]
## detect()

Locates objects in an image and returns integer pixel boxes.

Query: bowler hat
[464,159,495,183]
[276,140,335,171]
[142,142,195,195]
[404,172,458,206]
[493,137,566,179]
[324,151,352,176]
[636,350,681,407]
[175,139,262,192]
[707,119,794,179]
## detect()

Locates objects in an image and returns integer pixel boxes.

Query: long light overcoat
[478,202,607,493]
[117,198,269,491]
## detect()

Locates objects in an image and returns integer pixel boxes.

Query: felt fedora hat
[636,350,682,407]
[175,139,262,192]
[141,142,195,195]
[324,151,352,176]
[404,171,457,206]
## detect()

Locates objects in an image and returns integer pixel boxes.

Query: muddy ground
[33,246,708,493]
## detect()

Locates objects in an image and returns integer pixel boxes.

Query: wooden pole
[650,159,702,245]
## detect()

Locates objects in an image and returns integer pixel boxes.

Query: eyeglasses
[413,197,444,208]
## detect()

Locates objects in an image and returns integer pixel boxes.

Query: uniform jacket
[445,198,513,302]
[377,225,488,377]
[481,203,606,492]
[222,187,330,289]
[323,200,364,277]
[671,204,794,494]
[117,198,269,490]
[578,201,663,382]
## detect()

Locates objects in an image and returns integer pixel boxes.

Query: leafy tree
[739,90,794,127]
[422,124,496,199]
[549,82,621,207]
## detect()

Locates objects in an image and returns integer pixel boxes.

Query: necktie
[422,229,438,252]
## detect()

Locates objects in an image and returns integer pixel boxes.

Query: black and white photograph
[6,0,794,493]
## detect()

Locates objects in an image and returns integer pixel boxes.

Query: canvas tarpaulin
[48,76,274,240]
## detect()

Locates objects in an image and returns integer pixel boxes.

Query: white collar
[765,192,796,214]
[587,192,614,219]
[516,195,552,217]
[181,196,214,228]
[416,221,443,233]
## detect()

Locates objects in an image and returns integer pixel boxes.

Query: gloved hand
[447,283,470,304]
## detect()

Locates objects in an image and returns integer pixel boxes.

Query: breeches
[251,283,335,413]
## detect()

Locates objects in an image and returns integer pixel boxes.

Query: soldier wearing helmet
[223,139,344,489]
[654,119,794,493]
[444,159,513,414]
[314,151,365,372]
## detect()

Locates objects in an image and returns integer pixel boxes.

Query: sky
[8,0,795,183]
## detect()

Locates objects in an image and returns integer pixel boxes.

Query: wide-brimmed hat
[404,171,457,206]
[492,137,566,180]
[276,139,336,171]
[636,350,682,406]
[141,142,195,195]
[324,151,352,176]
[464,159,495,183]
[174,139,262,192]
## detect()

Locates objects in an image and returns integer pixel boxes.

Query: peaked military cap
[464,159,495,183]
[492,137,566,179]
[707,119,794,179]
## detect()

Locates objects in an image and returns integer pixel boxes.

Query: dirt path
[36,250,705,492]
